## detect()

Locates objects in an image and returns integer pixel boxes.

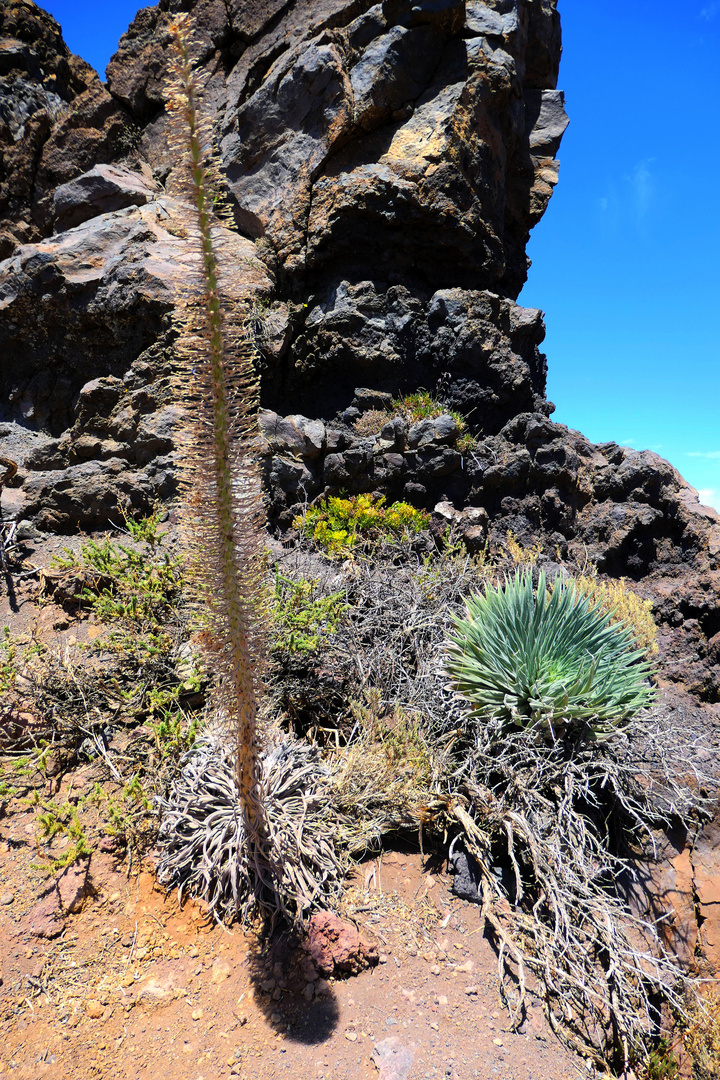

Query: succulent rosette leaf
[445,570,655,736]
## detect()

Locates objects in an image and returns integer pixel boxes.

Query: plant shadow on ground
[243,925,341,1045]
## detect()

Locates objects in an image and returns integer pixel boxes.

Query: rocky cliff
[1,0,718,703]
[0,0,720,981]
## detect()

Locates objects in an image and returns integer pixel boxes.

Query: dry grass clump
[505,529,543,566]
[570,573,659,656]
[329,690,439,854]
[353,408,390,436]
[685,991,720,1079]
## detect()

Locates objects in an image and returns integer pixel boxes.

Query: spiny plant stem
[167,20,265,832]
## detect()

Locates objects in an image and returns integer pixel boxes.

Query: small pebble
[0,892,14,906]
[378,954,388,964]
[192,1009,203,1021]
[493,1038,503,1046]
[86,1000,104,1019]
[345,1032,357,1042]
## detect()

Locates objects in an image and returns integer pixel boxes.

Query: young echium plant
[446,569,656,739]
[156,14,342,924]
[443,569,706,1068]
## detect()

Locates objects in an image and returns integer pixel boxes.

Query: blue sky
[518,0,720,511]
[43,1,720,510]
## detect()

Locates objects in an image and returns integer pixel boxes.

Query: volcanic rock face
[0,0,565,514]
[0,0,131,255]
[0,0,718,712]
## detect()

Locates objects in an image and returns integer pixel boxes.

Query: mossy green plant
[295,493,430,556]
[392,389,476,451]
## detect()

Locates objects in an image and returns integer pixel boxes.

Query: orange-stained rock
[304,911,379,977]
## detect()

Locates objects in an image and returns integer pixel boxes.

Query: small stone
[303,983,314,1002]
[436,995,448,1006]
[430,1023,439,1031]
[464,985,478,995]
[86,1000,104,1019]
[430,965,441,975]
[493,1038,503,1046]
[192,1009,203,1021]
[345,1031,357,1042]
[0,892,14,905]
[378,954,388,964]
[211,960,232,985]
[270,1013,282,1025]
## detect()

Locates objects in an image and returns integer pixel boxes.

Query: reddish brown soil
[0,831,591,1080]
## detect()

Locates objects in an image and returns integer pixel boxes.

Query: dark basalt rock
[0,2,717,706]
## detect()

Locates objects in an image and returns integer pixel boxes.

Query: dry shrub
[440,706,710,1067]
[685,991,720,1079]
[570,574,659,656]
[353,409,390,436]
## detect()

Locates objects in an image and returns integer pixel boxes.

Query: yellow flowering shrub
[294,494,430,556]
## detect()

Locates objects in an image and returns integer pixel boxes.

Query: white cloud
[698,488,720,511]
[627,160,654,220]
[701,1,720,19]
[687,450,720,459]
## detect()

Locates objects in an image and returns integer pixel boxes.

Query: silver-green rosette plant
[445,569,656,738]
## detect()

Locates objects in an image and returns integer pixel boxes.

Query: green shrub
[643,1039,680,1080]
[445,569,656,737]
[295,494,430,556]
[52,511,182,628]
[272,571,347,653]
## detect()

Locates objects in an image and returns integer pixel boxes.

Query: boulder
[54,164,159,231]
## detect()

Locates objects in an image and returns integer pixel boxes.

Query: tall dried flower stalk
[165,16,268,843]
